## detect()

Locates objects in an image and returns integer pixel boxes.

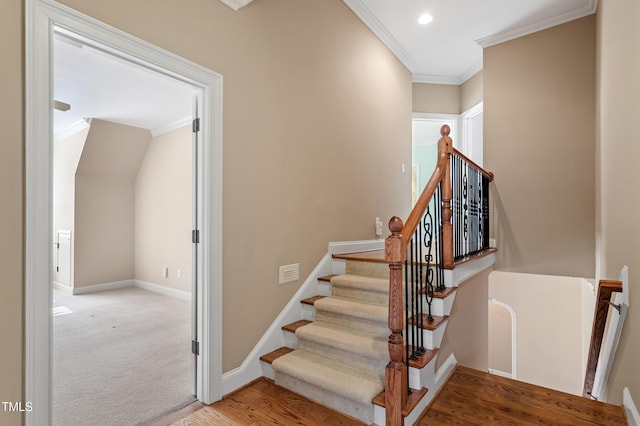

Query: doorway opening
[26,1,223,425]
[52,27,198,424]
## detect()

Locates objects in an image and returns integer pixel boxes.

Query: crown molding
[151,116,192,137]
[412,59,482,85]
[343,0,417,72]
[412,73,461,86]
[476,0,598,48]
[218,0,254,12]
[54,118,90,142]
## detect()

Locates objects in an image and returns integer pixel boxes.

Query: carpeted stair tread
[330,274,389,304]
[272,349,383,406]
[330,274,388,294]
[296,321,387,360]
[314,296,387,322]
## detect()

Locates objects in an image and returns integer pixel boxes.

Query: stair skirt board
[221,239,384,396]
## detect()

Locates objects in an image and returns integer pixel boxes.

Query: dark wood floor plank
[419,366,627,426]
[171,378,364,426]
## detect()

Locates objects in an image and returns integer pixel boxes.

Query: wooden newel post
[385,216,407,426]
[439,125,455,269]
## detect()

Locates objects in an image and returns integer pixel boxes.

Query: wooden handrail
[582,279,623,398]
[451,147,494,181]
[384,125,494,425]
[400,126,453,247]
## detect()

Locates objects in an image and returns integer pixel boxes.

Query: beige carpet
[53,287,194,426]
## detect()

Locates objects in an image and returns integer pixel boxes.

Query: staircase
[260,249,458,425]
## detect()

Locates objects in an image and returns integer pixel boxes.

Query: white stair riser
[429,292,456,317]
[406,322,448,350]
[283,331,298,349]
[317,281,332,296]
[261,362,275,380]
[301,304,317,321]
[409,355,437,389]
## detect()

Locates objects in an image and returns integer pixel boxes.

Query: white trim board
[624,388,640,426]
[489,298,518,380]
[135,280,191,302]
[71,279,134,295]
[26,1,224,424]
[488,368,513,379]
[52,279,192,301]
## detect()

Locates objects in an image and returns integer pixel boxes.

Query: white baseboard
[624,387,640,426]
[134,280,191,302]
[72,279,134,295]
[488,368,513,379]
[328,239,385,255]
[53,281,73,294]
[435,353,458,386]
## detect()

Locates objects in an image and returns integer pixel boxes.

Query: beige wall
[135,125,192,292]
[53,127,89,287]
[412,83,460,114]
[51,0,412,372]
[490,271,584,395]
[0,0,23,424]
[460,71,483,113]
[413,71,483,115]
[484,16,596,278]
[74,120,151,287]
[597,0,640,405]
[437,267,490,372]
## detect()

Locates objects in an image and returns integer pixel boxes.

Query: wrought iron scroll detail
[452,153,491,261]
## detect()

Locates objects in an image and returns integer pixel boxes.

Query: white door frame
[25,1,224,424]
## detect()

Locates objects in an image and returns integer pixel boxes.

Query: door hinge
[192,340,200,356]
[192,229,200,244]
[192,118,200,133]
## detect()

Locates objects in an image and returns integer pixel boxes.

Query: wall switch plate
[163,267,168,278]
[375,217,383,236]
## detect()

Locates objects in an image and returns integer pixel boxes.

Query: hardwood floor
[419,366,628,425]
[170,368,628,425]
[170,378,365,426]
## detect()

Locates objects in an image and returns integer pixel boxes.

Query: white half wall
[489,271,587,395]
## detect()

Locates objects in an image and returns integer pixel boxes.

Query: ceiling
[54,0,598,138]
[53,31,195,139]
[343,0,597,84]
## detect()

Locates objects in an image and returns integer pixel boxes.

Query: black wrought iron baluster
[422,201,435,324]
[483,173,490,250]
[436,183,445,292]
[417,221,424,356]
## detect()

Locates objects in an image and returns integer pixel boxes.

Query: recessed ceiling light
[418,14,433,25]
